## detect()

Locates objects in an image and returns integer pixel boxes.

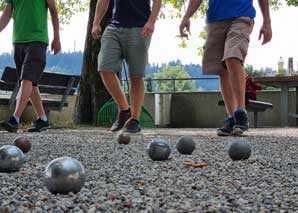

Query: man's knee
[225,57,242,68]
[219,71,229,80]
[130,76,143,83]
[21,79,32,84]
[100,71,117,78]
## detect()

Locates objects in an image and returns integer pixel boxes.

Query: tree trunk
[74,0,113,125]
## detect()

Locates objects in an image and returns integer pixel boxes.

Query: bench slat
[1,67,80,88]
[0,80,15,90]
[40,72,80,87]
[0,81,76,95]
[39,86,76,95]
[247,100,273,110]
[0,98,68,109]
[1,67,17,83]
[218,99,273,110]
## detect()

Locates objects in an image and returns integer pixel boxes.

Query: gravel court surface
[0,128,298,212]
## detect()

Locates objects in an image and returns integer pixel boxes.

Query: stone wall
[1,90,297,128]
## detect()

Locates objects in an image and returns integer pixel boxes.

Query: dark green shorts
[98,26,152,78]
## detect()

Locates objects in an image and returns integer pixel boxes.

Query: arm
[92,0,110,40]
[47,0,61,54]
[179,0,202,38]
[0,3,12,32]
[258,0,272,45]
[141,0,162,38]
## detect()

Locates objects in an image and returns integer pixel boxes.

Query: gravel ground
[1,127,298,212]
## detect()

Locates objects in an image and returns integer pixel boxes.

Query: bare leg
[217,69,239,136]
[26,86,50,132]
[100,72,129,111]
[129,77,144,120]
[220,72,236,116]
[225,57,246,110]
[14,80,33,118]
[29,86,46,117]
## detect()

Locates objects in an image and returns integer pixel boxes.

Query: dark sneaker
[28,118,50,132]
[110,109,131,132]
[217,117,235,136]
[123,118,141,133]
[0,116,18,132]
[233,110,249,135]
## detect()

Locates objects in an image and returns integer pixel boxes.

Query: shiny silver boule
[147,138,171,161]
[45,157,86,194]
[0,145,24,173]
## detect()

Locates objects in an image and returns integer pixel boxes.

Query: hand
[51,38,61,55]
[258,22,272,45]
[141,21,155,38]
[92,24,102,40]
[179,17,191,39]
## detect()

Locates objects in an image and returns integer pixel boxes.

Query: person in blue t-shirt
[180,0,272,136]
[92,0,162,133]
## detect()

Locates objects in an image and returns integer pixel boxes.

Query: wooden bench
[0,67,80,121]
[218,99,273,127]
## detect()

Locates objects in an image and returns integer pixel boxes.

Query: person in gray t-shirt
[92,0,161,133]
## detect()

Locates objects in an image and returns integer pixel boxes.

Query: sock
[228,115,234,120]
[235,109,247,114]
[131,118,139,123]
[121,108,130,113]
[13,115,20,123]
[39,115,48,122]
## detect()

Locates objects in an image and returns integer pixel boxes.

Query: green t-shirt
[5,0,49,44]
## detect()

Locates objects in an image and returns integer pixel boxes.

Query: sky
[0,3,298,71]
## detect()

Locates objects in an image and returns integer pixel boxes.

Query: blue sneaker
[0,116,18,132]
[233,110,249,135]
[217,117,235,136]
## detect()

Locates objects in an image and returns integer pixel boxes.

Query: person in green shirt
[0,0,61,132]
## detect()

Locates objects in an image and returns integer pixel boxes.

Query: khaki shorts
[202,17,254,75]
[98,26,152,78]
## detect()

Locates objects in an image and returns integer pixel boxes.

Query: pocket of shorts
[27,43,47,65]
[238,18,254,40]
[128,28,150,47]
[241,21,254,42]
[240,28,251,42]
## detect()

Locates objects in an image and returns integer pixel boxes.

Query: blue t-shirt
[110,0,151,28]
[206,0,256,23]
